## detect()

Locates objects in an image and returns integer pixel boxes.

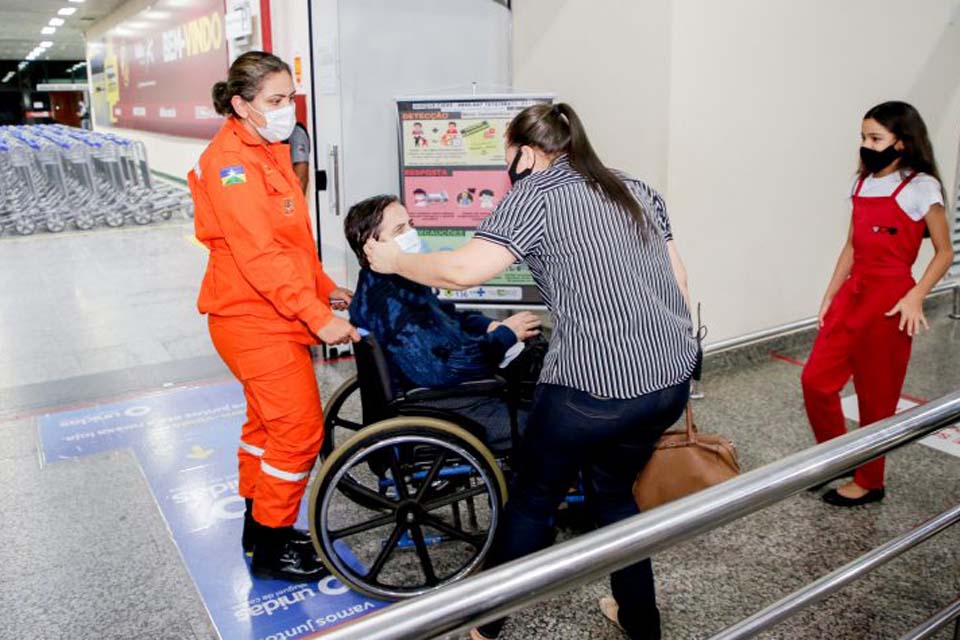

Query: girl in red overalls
[802,101,952,507]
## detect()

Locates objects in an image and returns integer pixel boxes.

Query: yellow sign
[187,445,214,460]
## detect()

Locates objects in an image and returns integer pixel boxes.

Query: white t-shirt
[850,171,944,222]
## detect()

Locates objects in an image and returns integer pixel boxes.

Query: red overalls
[801,172,924,490]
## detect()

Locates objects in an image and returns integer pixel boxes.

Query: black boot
[251,523,329,582]
[242,499,257,555]
[242,498,314,555]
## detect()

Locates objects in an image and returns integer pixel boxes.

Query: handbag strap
[685,402,699,443]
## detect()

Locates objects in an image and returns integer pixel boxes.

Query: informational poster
[87,0,228,138]
[38,382,388,639]
[397,95,553,304]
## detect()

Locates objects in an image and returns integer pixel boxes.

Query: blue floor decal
[38,382,388,639]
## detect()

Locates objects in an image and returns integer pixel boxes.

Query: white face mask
[393,228,422,254]
[247,102,296,143]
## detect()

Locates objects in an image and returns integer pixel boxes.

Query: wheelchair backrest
[353,335,398,422]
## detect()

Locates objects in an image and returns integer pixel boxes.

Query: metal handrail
[899,597,960,640]
[323,389,960,640]
[709,504,960,639]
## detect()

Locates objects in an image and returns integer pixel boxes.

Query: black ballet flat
[806,471,855,492]
[822,487,885,507]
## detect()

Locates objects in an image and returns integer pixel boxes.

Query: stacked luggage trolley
[0,125,193,236]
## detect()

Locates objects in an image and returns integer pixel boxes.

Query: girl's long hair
[860,101,946,201]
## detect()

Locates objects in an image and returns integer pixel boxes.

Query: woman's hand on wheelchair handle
[502,312,542,341]
[329,287,354,311]
[316,316,361,345]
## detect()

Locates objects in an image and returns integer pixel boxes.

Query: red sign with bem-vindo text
[88,0,228,139]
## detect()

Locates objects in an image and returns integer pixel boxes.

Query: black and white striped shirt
[476,155,698,399]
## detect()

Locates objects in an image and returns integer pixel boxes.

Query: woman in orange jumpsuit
[188,51,359,581]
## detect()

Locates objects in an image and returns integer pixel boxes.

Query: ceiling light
[41,27,56,34]
[58,7,77,16]
[68,0,85,3]
[49,18,65,26]
[39,41,53,48]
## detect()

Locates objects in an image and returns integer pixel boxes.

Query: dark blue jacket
[349,269,517,393]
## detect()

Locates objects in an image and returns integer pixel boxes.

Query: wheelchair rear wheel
[319,375,391,511]
[321,375,362,459]
[308,417,507,600]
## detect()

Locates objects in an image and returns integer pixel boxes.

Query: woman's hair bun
[211,81,232,116]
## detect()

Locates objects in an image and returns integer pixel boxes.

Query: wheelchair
[306,334,542,601]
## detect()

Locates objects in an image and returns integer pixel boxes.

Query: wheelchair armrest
[397,377,507,404]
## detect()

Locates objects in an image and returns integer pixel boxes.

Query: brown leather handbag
[632,403,740,511]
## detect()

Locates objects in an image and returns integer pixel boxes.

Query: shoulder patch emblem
[219,165,246,186]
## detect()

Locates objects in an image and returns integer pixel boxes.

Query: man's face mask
[393,228,422,254]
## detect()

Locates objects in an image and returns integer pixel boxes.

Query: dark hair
[860,101,945,200]
[507,102,649,237]
[345,195,400,268]
[212,51,291,117]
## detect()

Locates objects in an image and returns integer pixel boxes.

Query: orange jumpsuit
[188,116,337,528]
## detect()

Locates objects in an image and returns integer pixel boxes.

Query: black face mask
[508,151,533,186]
[860,144,901,174]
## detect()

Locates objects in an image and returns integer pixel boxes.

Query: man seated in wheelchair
[344,195,544,447]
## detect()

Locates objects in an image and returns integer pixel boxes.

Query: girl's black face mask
[508,150,533,185]
[860,144,901,174]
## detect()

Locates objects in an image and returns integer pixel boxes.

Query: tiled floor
[0,222,957,639]
[0,220,214,390]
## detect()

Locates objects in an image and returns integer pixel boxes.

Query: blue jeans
[477,380,690,640]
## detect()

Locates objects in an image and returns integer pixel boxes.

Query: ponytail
[211,81,232,116]
[507,102,649,238]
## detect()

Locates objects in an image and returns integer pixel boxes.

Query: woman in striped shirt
[365,103,698,640]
